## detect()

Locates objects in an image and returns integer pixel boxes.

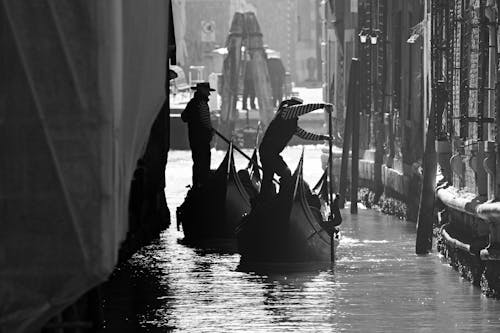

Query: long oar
[327,107,335,263]
[214,129,279,185]
[215,129,258,167]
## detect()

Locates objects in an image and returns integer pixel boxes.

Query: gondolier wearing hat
[259,97,333,199]
[181,82,216,188]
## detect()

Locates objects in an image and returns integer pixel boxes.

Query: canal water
[103,146,500,332]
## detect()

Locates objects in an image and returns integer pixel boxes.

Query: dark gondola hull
[177,145,253,244]
[237,157,340,266]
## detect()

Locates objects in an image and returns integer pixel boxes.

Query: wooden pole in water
[350,59,360,214]
[327,106,335,262]
[339,59,358,208]
[415,84,444,254]
[219,13,244,144]
[244,12,274,128]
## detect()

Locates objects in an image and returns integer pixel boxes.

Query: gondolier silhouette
[258,97,333,199]
[181,82,216,188]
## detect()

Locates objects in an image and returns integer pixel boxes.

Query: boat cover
[0,1,168,331]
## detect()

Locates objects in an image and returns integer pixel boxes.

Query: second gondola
[177,143,258,247]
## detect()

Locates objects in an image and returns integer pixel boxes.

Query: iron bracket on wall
[454,116,495,123]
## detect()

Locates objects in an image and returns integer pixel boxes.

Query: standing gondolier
[259,97,333,199]
[181,82,216,188]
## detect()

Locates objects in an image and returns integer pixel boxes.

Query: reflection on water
[103,147,500,332]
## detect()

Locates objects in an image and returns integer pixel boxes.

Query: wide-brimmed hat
[191,82,215,91]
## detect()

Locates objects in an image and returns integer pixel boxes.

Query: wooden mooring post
[350,59,361,214]
[339,58,360,209]
[219,13,244,143]
[244,12,274,128]
[415,83,445,254]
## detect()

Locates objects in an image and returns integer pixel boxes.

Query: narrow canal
[102,146,500,332]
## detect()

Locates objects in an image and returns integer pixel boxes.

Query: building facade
[431,0,500,296]
[325,0,500,296]
[177,0,320,85]
[323,0,426,221]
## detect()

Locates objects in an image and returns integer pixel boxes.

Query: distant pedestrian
[181,82,216,188]
[267,57,286,107]
[242,61,257,110]
[259,97,333,198]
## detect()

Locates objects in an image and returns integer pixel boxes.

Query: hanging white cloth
[0,1,168,331]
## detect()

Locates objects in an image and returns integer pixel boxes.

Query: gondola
[176,142,258,246]
[236,151,341,269]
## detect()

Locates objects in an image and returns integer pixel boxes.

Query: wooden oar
[214,129,280,185]
[327,106,335,263]
[215,129,259,168]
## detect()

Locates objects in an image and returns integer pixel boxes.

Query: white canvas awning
[0,1,168,331]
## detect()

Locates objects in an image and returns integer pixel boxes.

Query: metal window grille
[432,0,494,142]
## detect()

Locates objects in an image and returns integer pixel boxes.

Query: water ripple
[104,149,500,332]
